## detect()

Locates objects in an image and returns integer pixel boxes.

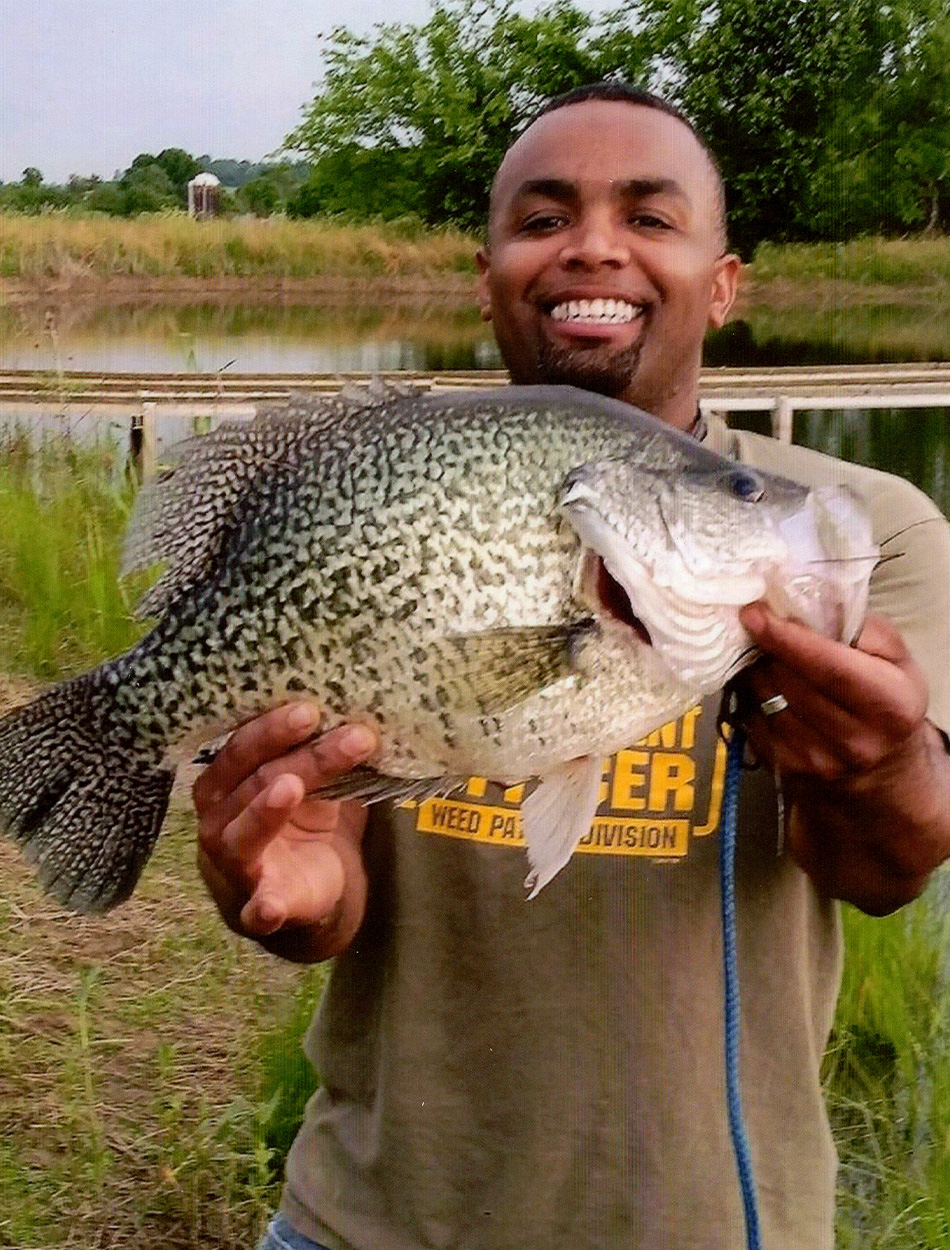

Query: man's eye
[629,213,671,230]
[520,213,568,234]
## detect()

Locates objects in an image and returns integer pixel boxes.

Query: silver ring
[760,694,789,717]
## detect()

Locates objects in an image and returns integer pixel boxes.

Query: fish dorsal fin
[121,382,426,618]
[336,376,425,406]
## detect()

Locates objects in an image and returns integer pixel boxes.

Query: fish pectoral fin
[447,621,596,715]
[314,767,463,806]
[522,755,604,898]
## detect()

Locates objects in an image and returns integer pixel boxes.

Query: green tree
[284,0,651,228]
[21,167,43,187]
[287,146,424,220]
[646,0,950,248]
[119,159,178,214]
[154,147,203,199]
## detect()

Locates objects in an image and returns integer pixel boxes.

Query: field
[1,434,949,1246]
[0,213,476,288]
[4,211,950,297]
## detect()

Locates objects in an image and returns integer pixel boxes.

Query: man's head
[476,82,740,431]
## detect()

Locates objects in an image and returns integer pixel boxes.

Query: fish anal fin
[522,755,604,898]
[314,767,464,806]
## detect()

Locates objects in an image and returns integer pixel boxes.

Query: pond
[2,293,950,515]
[6,292,950,375]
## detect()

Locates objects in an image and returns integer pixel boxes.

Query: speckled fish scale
[0,382,876,911]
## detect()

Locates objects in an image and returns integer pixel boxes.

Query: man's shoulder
[705,415,948,542]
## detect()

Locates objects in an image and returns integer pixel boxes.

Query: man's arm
[193,703,378,962]
[738,604,950,915]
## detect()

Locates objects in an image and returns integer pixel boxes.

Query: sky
[0,0,610,185]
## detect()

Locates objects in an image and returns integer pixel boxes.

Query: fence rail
[3,366,950,476]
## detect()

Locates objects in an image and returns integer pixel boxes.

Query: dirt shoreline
[3,272,949,310]
[0,272,482,307]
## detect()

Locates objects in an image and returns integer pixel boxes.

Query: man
[195,83,950,1249]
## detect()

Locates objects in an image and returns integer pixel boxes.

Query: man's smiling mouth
[549,298,645,325]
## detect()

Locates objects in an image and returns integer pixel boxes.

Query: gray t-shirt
[281,417,950,1249]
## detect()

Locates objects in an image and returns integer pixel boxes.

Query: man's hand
[193,703,378,962]
[737,605,950,915]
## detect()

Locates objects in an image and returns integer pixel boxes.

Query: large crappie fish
[0,383,877,911]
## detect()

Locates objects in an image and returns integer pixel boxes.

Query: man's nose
[557,211,630,267]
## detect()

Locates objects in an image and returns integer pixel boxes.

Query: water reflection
[3,294,950,517]
[0,299,503,374]
[4,293,950,374]
[708,301,950,367]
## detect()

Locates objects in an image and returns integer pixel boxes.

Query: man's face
[477,101,740,431]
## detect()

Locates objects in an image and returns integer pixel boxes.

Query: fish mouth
[577,547,652,645]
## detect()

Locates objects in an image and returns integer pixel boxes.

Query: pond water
[2,295,950,515]
[5,293,950,375]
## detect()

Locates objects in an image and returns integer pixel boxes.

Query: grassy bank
[5,210,950,291]
[0,212,477,283]
[751,236,950,288]
[2,437,950,1246]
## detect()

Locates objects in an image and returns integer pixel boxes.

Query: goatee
[535,340,642,398]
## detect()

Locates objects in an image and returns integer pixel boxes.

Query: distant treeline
[6,0,950,253]
[1,151,312,219]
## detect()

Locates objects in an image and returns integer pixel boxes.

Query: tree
[21,167,43,186]
[154,147,203,198]
[284,0,652,228]
[644,0,950,248]
[119,160,178,213]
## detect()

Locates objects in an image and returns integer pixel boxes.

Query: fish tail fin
[0,671,174,913]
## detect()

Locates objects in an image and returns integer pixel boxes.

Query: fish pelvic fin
[0,674,173,914]
[522,755,604,898]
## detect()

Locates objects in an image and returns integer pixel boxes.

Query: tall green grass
[750,237,950,287]
[0,428,148,680]
[826,889,950,1247]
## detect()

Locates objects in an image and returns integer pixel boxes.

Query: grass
[0,211,477,283]
[825,891,950,1247]
[750,236,950,288]
[1,434,950,1245]
[7,210,950,291]
[0,428,148,680]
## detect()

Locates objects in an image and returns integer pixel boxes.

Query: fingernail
[286,703,320,733]
[266,774,301,808]
[741,603,767,635]
[340,724,377,759]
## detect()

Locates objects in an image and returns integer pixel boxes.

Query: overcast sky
[1,0,610,184]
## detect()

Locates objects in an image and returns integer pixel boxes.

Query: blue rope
[720,723,762,1250]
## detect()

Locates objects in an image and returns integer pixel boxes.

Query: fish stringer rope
[719,714,763,1250]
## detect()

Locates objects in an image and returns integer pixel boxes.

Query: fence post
[130,402,157,482]
[771,396,794,443]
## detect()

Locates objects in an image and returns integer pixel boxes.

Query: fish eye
[726,469,766,502]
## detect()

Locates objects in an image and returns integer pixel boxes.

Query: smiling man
[477,90,737,429]
[195,84,950,1250]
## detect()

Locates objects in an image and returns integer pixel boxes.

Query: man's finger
[740,605,926,727]
[208,722,379,839]
[192,702,323,813]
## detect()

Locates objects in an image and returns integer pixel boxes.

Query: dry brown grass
[0,769,306,1248]
[0,213,477,285]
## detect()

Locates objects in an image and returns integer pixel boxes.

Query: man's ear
[708,253,742,330]
[475,247,493,322]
